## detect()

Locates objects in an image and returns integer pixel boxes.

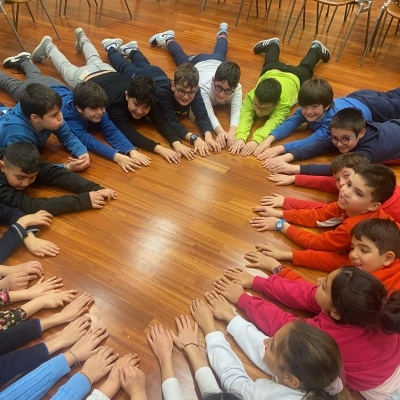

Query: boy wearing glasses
[102,38,220,157]
[149,23,242,149]
[230,37,330,157]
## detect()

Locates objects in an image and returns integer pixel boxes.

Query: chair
[0,0,26,50]
[286,0,372,61]
[2,0,61,39]
[59,0,132,27]
[360,0,400,65]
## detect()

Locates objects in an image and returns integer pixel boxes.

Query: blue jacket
[298,119,400,175]
[270,97,372,153]
[53,85,136,161]
[0,103,87,157]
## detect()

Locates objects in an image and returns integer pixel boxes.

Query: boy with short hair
[31,30,184,163]
[0,55,148,173]
[0,83,90,172]
[102,38,220,157]
[149,23,242,148]
[250,163,396,253]
[230,38,331,157]
[0,142,116,216]
[266,108,400,176]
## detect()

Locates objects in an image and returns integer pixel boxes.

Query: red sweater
[237,275,400,391]
[282,203,394,251]
[283,175,400,222]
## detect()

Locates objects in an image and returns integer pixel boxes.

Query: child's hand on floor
[55,292,93,324]
[268,174,296,186]
[119,365,147,400]
[205,135,222,154]
[223,267,255,289]
[240,140,258,156]
[252,205,283,217]
[190,297,218,334]
[97,188,118,201]
[214,276,244,304]
[264,160,300,175]
[204,292,236,323]
[0,271,32,290]
[38,289,77,309]
[258,145,284,161]
[23,235,60,257]
[250,216,280,232]
[170,315,198,351]
[17,210,53,228]
[24,276,64,299]
[260,193,285,207]
[256,242,293,261]
[129,150,151,166]
[147,324,173,363]
[245,251,285,273]
[229,139,245,156]
[172,142,196,161]
[9,261,43,278]
[89,191,107,208]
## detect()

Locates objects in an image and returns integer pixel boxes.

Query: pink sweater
[237,275,400,391]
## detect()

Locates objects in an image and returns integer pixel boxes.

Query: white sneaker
[101,38,123,52]
[149,30,175,50]
[119,41,139,56]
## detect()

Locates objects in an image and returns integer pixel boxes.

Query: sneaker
[216,22,228,38]
[149,30,175,50]
[119,40,139,56]
[75,27,91,53]
[101,38,123,52]
[31,36,53,63]
[311,40,331,63]
[3,52,32,72]
[253,37,280,54]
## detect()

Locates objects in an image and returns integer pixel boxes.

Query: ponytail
[380,290,400,334]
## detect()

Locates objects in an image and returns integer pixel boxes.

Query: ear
[383,251,396,266]
[330,308,341,321]
[0,160,5,172]
[125,91,129,102]
[170,81,175,91]
[212,76,215,83]
[282,373,301,389]
[75,105,84,114]
[30,113,40,122]
[366,201,381,212]
[357,128,366,139]
[324,104,331,111]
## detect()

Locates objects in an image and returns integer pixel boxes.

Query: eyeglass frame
[329,133,356,145]
[252,101,274,113]
[174,85,198,99]
[214,84,235,95]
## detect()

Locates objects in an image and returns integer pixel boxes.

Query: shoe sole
[149,30,174,47]
[101,38,123,50]
[32,36,52,62]
[253,37,280,53]
[3,52,31,67]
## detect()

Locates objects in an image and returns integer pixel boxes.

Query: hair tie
[381,297,388,312]
[324,376,343,396]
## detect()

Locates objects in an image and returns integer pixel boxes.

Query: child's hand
[214,276,244,304]
[24,276,64,299]
[51,315,91,350]
[155,145,181,164]
[114,153,141,173]
[190,298,217,335]
[147,324,173,363]
[39,289,77,309]
[260,193,285,208]
[244,250,284,272]
[97,188,118,201]
[204,292,236,323]
[223,267,254,289]
[89,191,107,208]
[252,205,283,217]
[23,235,60,257]
[170,315,199,351]
[172,142,196,161]
[66,155,89,171]
[258,146,283,160]
[129,150,151,166]
[256,242,293,261]
[0,272,33,290]
[229,139,245,156]
[80,346,118,385]
[193,137,210,157]
[119,365,147,400]
[6,261,43,278]
[226,127,236,148]
[250,216,280,232]
[215,130,228,147]
[204,134,222,154]
[254,141,271,158]
[267,174,296,186]
[264,160,300,175]
[240,140,258,156]
[17,210,53,228]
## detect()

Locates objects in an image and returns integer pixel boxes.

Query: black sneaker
[253,37,280,54]
[311,40,331,63]
[3,52,32,73]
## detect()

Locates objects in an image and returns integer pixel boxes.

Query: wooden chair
[286,0,372,61]
[58,0,132,27]
[1,0,61,40]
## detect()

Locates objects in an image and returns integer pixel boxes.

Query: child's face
[78,106,105,124]
[349,235,394,273]
[330,127,365,153]
[315,269,340,317]
[212,77,234,104]
[171,82,198,106]
[0,162,38,190]
[333,167,355,191]
[124,94,150,119]
[252,97,274,118]
[300,104,329,122]
[32,106,63,131]
[337,173,380,216]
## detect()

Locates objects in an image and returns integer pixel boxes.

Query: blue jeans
[167,37,227,66]
[107,48,167,80]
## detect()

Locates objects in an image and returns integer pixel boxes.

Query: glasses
[175,87,198,98]
[214,85,234,95]
[252,101,274,113]
[329,133,356,145]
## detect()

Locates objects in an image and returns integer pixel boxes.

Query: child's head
[212,61,241,104]
[0,142,41,190]
[316,267,400,334]
[263,321,345,398]
[330,152,370,191]
[171,62,199,106]
[20,83,63,131]
[253,79,281,118]
[125,75,157,120]
[338,164,396,216]
[350,219,400,273]
[73,81,108,124]
[329,108,366,153]
[298,78,334,122]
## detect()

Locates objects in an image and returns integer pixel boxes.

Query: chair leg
[97,0,103,26]
[282,0,297,40]
[245,0,255,21]
[235,0,246,26]
[25,3,35,22]
[123,0,132,18]
[0,4,26,50]
[287,0,306,42]
[381,16,393,46]
[38,0,61,39]
[326,6,338,32]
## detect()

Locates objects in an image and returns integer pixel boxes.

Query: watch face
[277,221,283,229]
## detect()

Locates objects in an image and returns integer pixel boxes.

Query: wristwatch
[276,218,285,231]
[189,134,198,144]
[273,264,284,275]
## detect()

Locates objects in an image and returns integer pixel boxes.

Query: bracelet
[68,350,80,366]
[78,372,92,387]
[183,342,199,350]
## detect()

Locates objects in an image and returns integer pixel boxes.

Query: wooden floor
[1,0,400,398]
